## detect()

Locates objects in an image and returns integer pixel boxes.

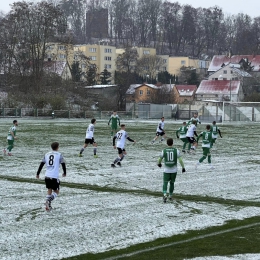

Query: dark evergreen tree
[71,61,82,82]
[100,68,111,85]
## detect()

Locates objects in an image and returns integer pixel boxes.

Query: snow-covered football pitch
[0,118,260,260]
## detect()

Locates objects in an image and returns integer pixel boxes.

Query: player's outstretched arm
[36,162,45,178]
[62,163,66,177]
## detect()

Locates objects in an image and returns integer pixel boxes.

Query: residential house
[74,44,117,83]
[173,85,197,104]
[196,80,243,102]
[126,83,159,103]
[208,60,257,96]
[208,55,260,75]
[126,83,174,104]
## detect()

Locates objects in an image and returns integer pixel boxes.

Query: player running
[36,142,67,211]
[111,124,136,168]
[108,111,120,138]
[4,119,18,156]
[79,118,98,158]
[196,124,214,169]
[176,121,190,153]
[151,117,166,144]
[157,138,186,203]
[186,120,198,152]
[210,121,222,148]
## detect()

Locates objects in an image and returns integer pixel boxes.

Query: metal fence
[2,102,260,122]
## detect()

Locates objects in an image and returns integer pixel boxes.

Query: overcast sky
[1,0,260,18]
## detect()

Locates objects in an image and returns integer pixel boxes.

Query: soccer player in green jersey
[210,121,222,148]
[176,121,191,153]
[108,111,120,138]
[196,124,214,169]
[4,120,18,156]
[157,138,186,203]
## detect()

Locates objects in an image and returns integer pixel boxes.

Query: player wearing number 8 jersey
[36,142,66,211]
[157,138,185,203]
[111,124,136,168]
[196,125,214,169]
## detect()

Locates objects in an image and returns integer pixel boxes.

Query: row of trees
[59,0,260,57]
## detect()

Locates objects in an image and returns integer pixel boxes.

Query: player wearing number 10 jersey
[36,142,66,211]
[157,138,185,203]
[111,124,136,168]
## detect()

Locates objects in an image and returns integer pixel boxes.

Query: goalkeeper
[108,111,120,138]
[157,138,185,203]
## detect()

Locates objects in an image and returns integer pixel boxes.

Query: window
[162,66,167,71]
[181,60,186,65]
[105,56,112,61]
[89,48,96,53]
[223,70,227,74]
[231,70,233,74]
[81,64,86,68]
[59,54,66,59]
[89,56,97,61]
[105,48,112,53]
[105,64,112,69]
[163,59,167,63]
[58,45,65,50]
[139,90,143,95]
[147,89,151,95]
[143,50,150,55]
[47,45,54,50]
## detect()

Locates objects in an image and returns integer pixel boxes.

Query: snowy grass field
[0,118,260,260]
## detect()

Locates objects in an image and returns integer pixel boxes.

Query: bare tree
[136,54,164,80]
[0,1,65,92]
[116,46,139,72]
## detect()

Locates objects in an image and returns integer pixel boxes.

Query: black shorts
[156,131,165,137]
[186,136,196,144]
[84,138,95,144]
[117,147,125,154]
[45,177,60,191]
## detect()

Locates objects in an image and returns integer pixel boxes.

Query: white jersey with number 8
[42,151,65,179]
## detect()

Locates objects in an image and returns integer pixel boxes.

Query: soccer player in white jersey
[79,118,98,158]
[111,124,136,168]
[187,112,201,126]
[4,119,18,156]
[36,142,66,211]
[186,120,198,152]
[151,117,166,144]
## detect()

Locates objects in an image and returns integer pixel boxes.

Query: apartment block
[74,44,116,83]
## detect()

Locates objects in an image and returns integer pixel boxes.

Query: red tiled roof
[196,80,240,95]
[208,55,260,72]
